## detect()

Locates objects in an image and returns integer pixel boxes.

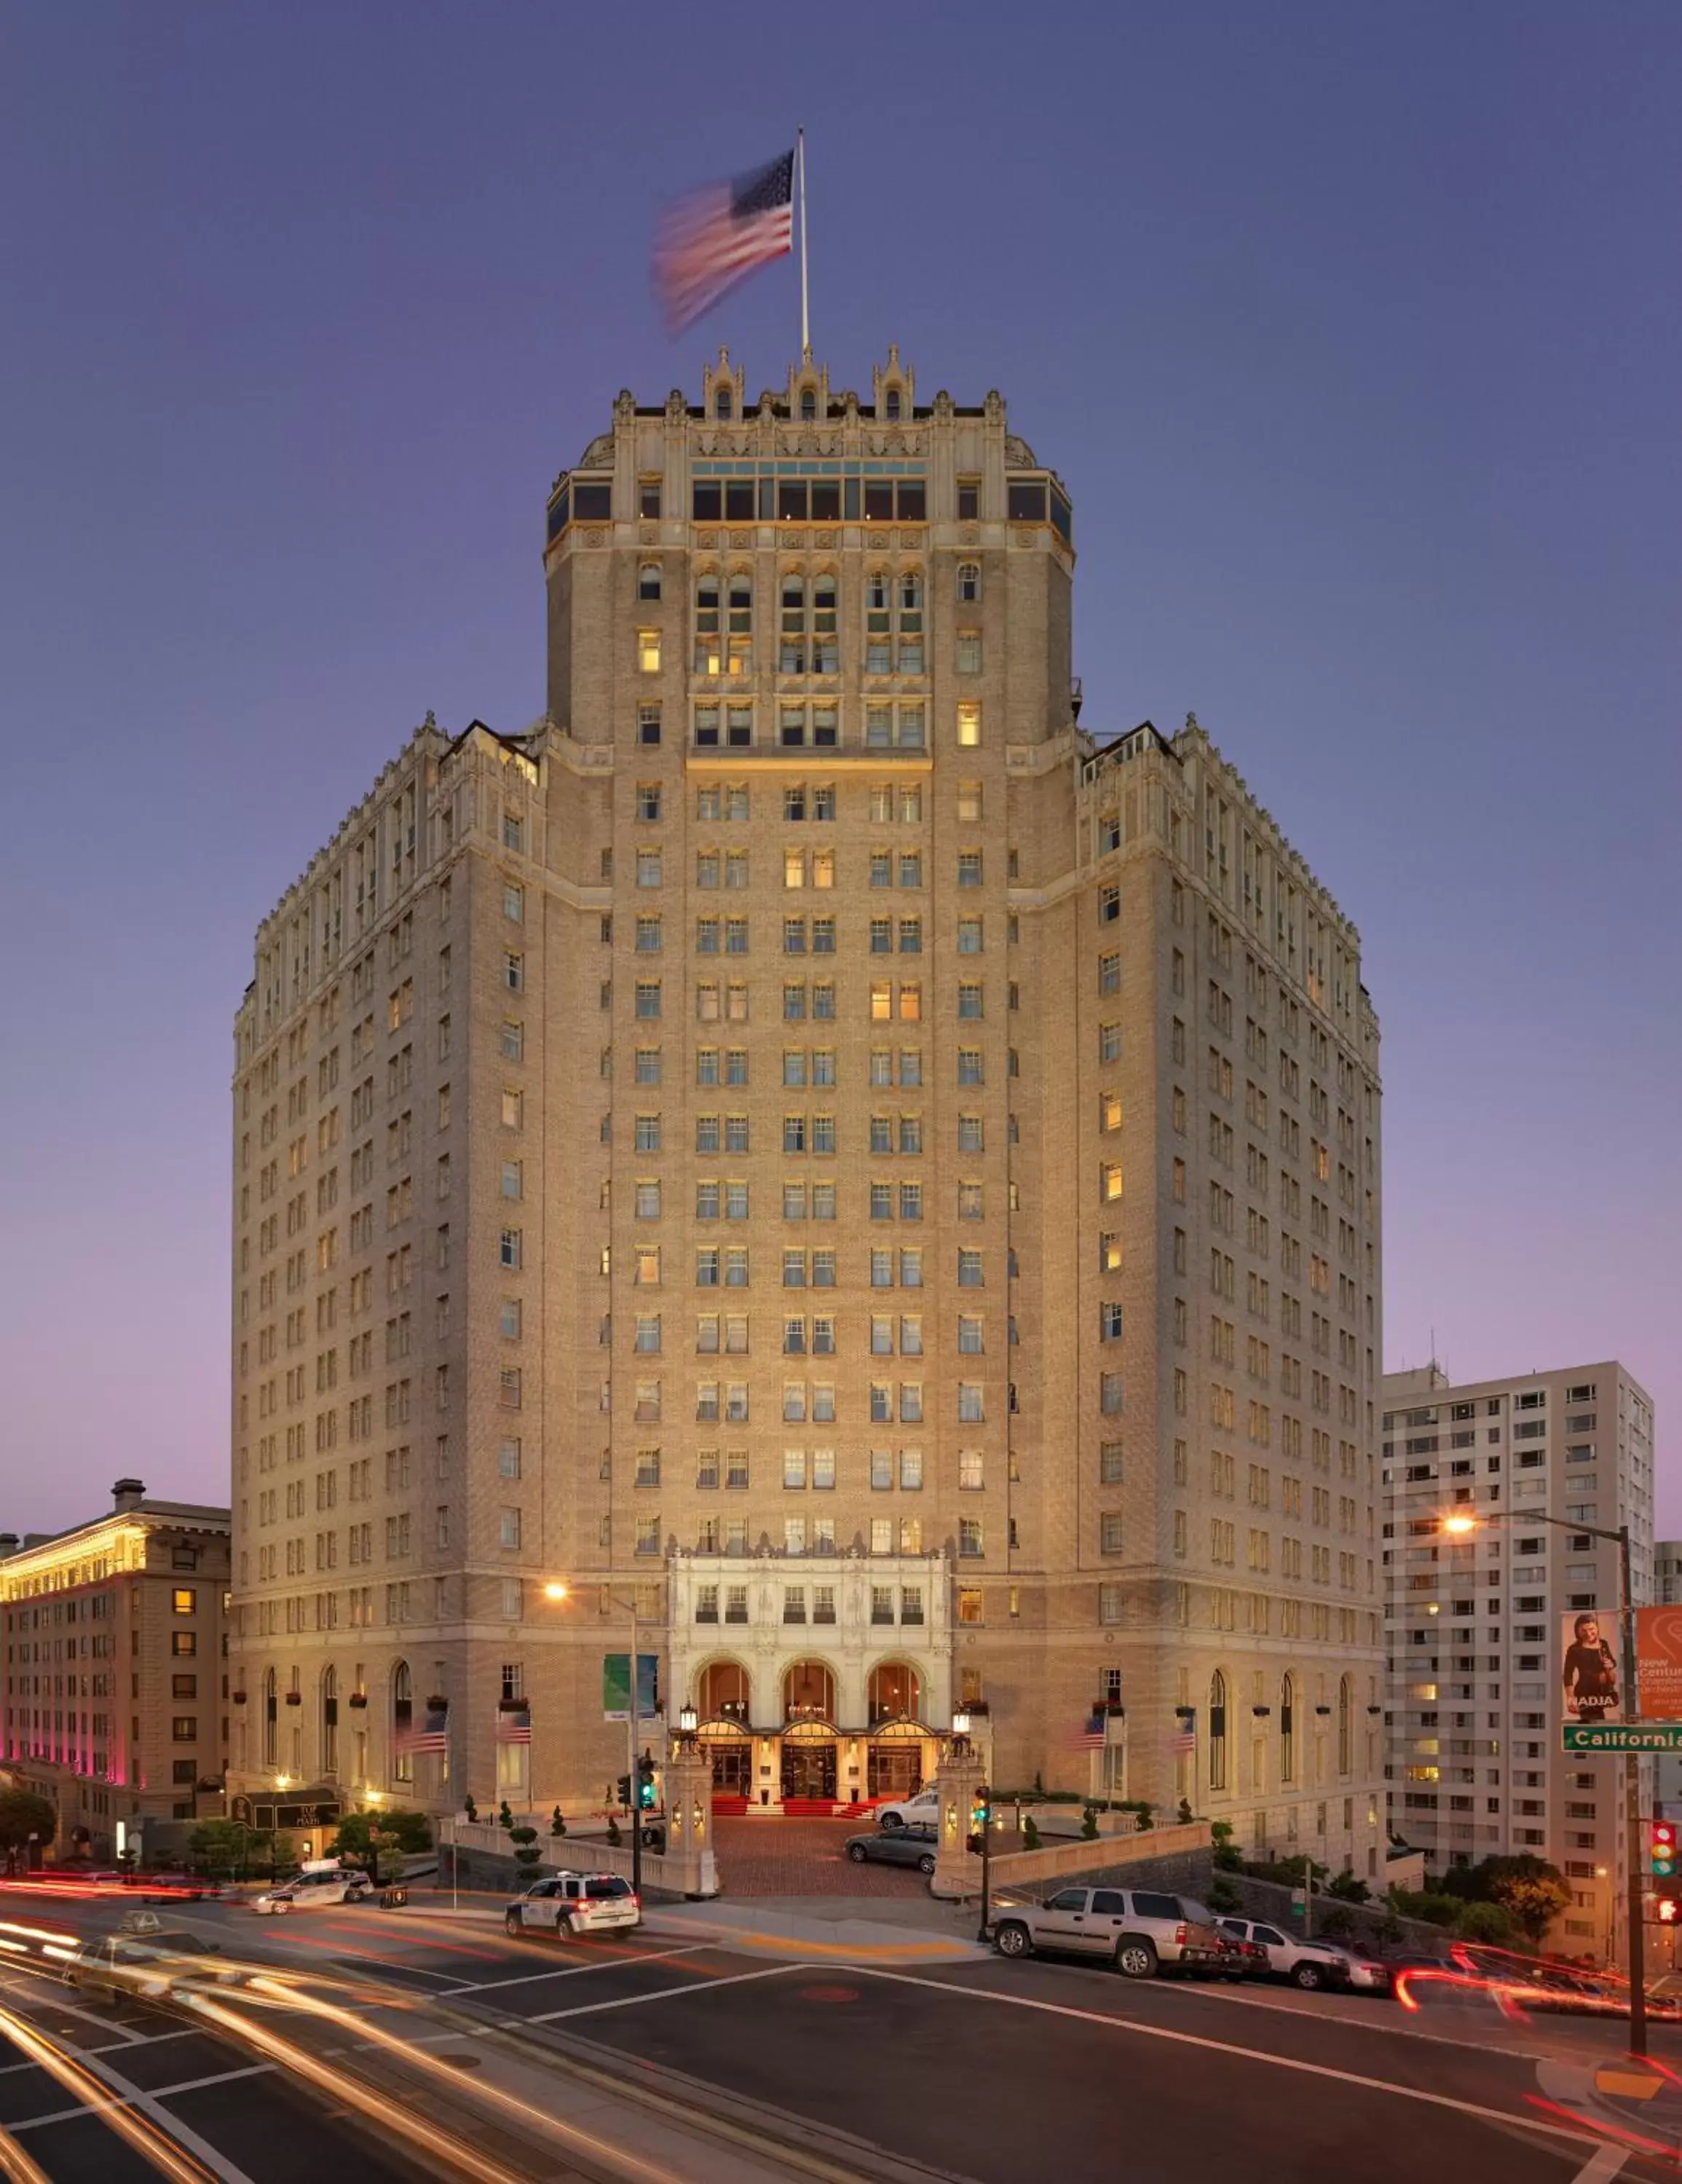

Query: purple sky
[1,3,1677,1535]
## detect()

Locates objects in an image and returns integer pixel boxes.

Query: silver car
[992,1886,1226,1979]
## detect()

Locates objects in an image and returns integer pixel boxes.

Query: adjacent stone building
[228,348,1385,1879]
[1383,1358,1657,1954]
[0,1482,230,1861]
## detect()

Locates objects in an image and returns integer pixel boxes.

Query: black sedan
[845,1824,939,1875]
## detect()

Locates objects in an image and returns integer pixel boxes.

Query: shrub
[498,1800,514,1834]
[1325,1870,1370,1904]
[605,1814,622,1847]
[1320,1907,1354,1939]
[1080,1806,1099,1841]
[1211,1821,1244,1873]
[1209,1876,1241,1914]
[550,1806,566,1838]
[1176,1798,1193,1825]
[1021,1816,1040,1850]
[462,1795,477,1824]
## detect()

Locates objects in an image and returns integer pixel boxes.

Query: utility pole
[1620,1522,1648,2057]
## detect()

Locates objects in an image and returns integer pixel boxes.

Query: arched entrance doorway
[781,1662,837,1805]
[865,1663,927,1798]
[695,1662,753,1804]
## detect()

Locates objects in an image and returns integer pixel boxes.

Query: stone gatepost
[930,1744,982,1901]
[661,1739,719,1898]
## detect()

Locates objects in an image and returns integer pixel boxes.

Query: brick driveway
[713,1815,930,1898]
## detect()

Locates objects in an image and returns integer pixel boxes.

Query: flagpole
[797,128,810,358]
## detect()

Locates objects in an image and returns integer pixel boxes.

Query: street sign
[1563,1723,1682,1754]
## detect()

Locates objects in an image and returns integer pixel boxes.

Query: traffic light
[636,1754,658,1811]
[615,1773,632,1808]
[967,1786,992,1855]
[1651,1821,1676,1880]
[1658,1898,1678,1925]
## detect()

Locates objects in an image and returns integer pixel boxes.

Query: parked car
[1214,1916,1386,1992]
[992,1887,1225,1979]
[504,1872,640,1941]
[252,1862,376,1915]
[875,1787,940,1832]
[845,1825,939,1875]
[1215,1930,1270,1979]
[61,1928,226,2003]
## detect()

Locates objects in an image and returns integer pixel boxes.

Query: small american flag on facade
[654,148,795,334]
[1169,1718,1196,1754]
[495,1703,532,1746]
[1062,1715,1107,1752]
[397,1699,449,1756]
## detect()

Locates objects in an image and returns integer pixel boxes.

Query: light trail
[0,1998,221,2184]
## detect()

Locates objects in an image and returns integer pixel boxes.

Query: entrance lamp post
[951,1709,993,1944]
[1442,1505,1646,2055]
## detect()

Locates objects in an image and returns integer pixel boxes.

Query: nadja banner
[1559,1607,1682,1725]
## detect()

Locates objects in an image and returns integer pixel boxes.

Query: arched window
[783,1659,835,1722]
[698,1661,750,1723]
[727,577,752,673]
[694,577,721,675]
[896,570,924,673]
[715,386,733,422]
[885,387,901,422]
[392,1660,413,1784]
[799,387,816,422]
[638,562,662,602]
[866,1662,922,1725]
[865,571,891,673]
[321,1665,338,1777]
[261,1667,277,1768]
[780,574,808,674]
[813,577,838,673]
[1279,1673,1295,1784]
[957,561,982,604]
[1208,1670,1228,1792]
[1337,1674,1352,1778]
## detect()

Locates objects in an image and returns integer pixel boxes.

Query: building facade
[1383,1360,1657,1955]
[229,348,1385,1878]
[0,1481,230,1861]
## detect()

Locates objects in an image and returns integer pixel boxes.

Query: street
[1,1883,1675,2183]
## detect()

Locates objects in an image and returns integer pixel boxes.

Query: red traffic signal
[1658,1898,1678,1925]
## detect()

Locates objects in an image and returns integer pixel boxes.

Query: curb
[388,1896,987,1962]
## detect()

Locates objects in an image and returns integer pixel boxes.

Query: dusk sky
[1,4,1676,1536]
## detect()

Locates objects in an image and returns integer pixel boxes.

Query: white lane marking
[1571,2145,1627,2184]
[853,1966,1603,2153]
[84,2027,203,2055]
[529,1961,798,2022]
[454,1944,711,1995]
[8,2060,273,2162]
[0,1974,149,2041]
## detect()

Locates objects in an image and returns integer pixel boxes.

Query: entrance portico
[668,1550,952,1816]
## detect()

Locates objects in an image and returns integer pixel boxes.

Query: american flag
[1062,1715,1107,1752]
[654,148,795,335]
[495,1703,532,1746]
[1169,1727,1196,1754]
[396,1700,449,1756]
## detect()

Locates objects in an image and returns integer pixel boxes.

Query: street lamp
[949,1710,990,1944]
[677,1703,698,1741]
[546,1578,649,1902]
[1440,1503,1647,2054]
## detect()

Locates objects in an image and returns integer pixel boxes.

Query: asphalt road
[1,1885,1675,2184]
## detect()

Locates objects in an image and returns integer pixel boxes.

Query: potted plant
[426,1694,449,1712]
[347,1691,368,1709]
[231,1690,248,1706]
[284,1690,302,1706]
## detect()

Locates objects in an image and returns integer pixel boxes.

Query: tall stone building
[229,347,1384,1878]
[1383,1358,1657,1953]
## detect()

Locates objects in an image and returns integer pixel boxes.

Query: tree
[0,1789,56,1869]
[332,1808,432,1862]
[1454,1899,1517,1946]
[509,1824,542,1878]
[1485,1859,1570,1945]
[188,1819,277,1878]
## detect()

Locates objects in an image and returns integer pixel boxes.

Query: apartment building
[1383,1360,1657,1955]
[0,1481,230,1861]
[229,347,1385,1877]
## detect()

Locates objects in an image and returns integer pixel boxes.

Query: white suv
[1215,1916,1383,1990]
[875,1787,941,1831]
[505,1872,640,1940]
